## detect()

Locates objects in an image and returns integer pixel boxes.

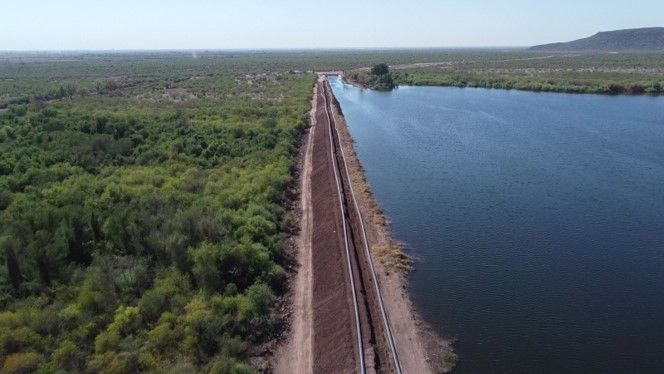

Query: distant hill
[530,27,664,52]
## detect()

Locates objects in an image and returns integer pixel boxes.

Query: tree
[371,63,390,76]
[1,236,23,289]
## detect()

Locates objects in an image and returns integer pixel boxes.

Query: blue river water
[328,77,664,373]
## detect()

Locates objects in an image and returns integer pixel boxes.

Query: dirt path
[274,81,317,374]
[276,76,454,373]
[309,77,361,373]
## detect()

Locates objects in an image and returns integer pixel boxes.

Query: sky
[2,0,663,50]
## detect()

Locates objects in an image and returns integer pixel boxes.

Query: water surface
[329,77,664,373]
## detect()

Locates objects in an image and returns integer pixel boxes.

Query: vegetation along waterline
[344,52,664,95]
[345,63,396,91]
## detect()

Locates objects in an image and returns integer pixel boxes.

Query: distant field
[2,50,663,107]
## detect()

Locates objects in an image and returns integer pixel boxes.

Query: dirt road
[276,76,453,373]
[274,82,317,374]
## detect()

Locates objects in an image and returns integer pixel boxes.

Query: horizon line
[0,46,531,54]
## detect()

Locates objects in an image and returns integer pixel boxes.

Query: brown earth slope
[275,76,455,373]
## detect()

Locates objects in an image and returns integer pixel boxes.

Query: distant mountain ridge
[530,27,664,52]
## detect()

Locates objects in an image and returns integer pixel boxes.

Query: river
[328,76,664,373]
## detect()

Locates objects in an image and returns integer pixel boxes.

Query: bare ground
[275,77,455,373]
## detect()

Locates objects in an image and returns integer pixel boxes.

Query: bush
[2,352,42,374]
[0,327,43,355]
[207,356,254,374]
[628,84,645,95]
[52,340,84,371]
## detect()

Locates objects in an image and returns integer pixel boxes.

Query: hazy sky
[2,0,663,50]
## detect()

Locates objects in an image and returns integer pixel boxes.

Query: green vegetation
[443,351,459,367]
[0,53,313,373]
[371,63,390,76]
[392,68,664,95]
[343,52,664,95]
[346,63,396,91]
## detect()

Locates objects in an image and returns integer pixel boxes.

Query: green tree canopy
[371,63,390,76]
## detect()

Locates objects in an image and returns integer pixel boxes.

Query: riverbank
[392,70,663,95]
[346,70,664,96]
[273,76,456,373]
[327,79,456,372]
[344,55,664,96]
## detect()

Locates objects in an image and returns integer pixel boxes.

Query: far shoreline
[343,59,664,97]
[346,76,664,97]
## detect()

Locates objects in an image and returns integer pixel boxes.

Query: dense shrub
[0,56,314,372]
